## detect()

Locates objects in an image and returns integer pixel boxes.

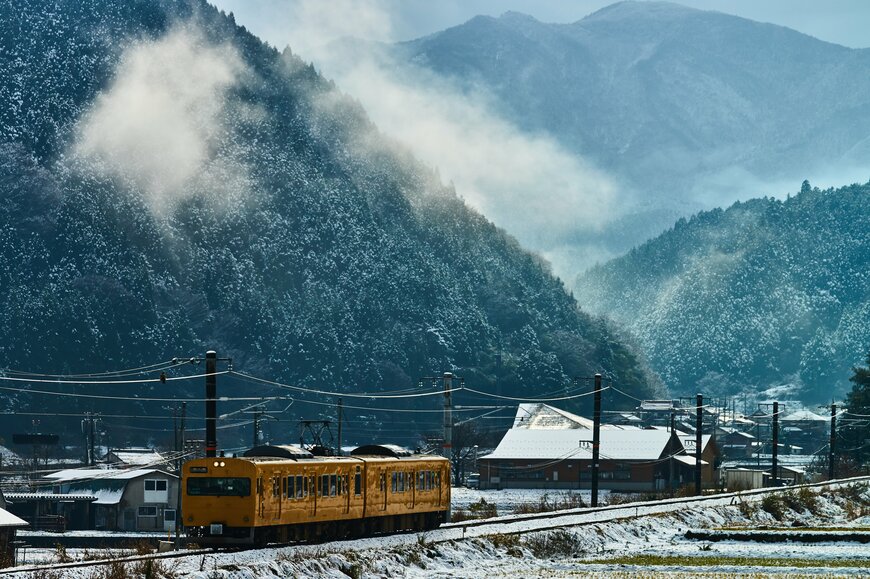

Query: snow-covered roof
[513,403,594,429]
[0,508,27,528]
[679,434,713,453]
[45,468,176,483]
[0,444,21,463]
[512,403,638,431]
[782,410,828,422]
[481,428,673,461]
[674,455,708,466]
[91,489,125,505]
[5,493,96,502]
[639,400,678,412]
[108,448,167,467]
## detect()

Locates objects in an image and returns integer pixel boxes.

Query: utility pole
[205,351,217,458]
[175,401,186,544]
[669,412,675,493]
[337,398,343,457]
[591,374,602,507]
[771,401,779,487]
[829,402,836,480]
[695,393,703,496]
[443,373,453,461]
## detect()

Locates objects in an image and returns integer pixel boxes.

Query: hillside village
[0,397,835,544]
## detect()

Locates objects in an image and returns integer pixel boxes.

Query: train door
[406,469,415,509]
[273,473,282,521]
[380,468,388,511]
[308,471,317,517]
[256,476,266,519]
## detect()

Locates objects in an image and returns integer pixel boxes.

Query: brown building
[479,405,719,492]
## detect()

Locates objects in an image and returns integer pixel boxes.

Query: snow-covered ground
[6,482,870,577]
[451,486,606,513]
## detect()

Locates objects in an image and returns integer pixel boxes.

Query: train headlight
[220,461,226,467]
[213,461,220,467]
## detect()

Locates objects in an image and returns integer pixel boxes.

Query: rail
[4,475,869,576]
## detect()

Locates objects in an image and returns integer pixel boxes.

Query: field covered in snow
[6,481,870,578]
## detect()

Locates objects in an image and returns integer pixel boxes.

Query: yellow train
[182,444,451,545]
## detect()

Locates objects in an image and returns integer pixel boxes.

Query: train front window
[187,477,251,497]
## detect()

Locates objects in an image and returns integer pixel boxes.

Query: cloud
[73,26,249,216]
[278,1,621,279]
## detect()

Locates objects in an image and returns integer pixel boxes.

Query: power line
[231,371,459,400]
[0,370,229,386]
[462,386,609,402]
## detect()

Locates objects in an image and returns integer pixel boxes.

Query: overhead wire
[231,371,456,400]
[462,386,609,402]
[0,370,229,386]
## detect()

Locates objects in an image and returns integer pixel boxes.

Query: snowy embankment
[8,481,870,578]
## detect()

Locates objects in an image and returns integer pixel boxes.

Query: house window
[144,479,169,503]
[144,480,168,492]
[138,506,158,517]
[164,509,176,523]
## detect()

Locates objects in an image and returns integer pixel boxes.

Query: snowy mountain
[393,1,870,266]
[0,0,661,443]
[574,181,870,401]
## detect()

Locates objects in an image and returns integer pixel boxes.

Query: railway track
[5,475,869,576]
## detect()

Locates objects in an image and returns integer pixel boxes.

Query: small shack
[0,492,28,567]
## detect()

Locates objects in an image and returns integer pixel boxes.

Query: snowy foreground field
[9,483,870,578]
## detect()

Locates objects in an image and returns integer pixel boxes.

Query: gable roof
[45,468,177,483]
[0,508,27,528]
[480,427,674,461]
[781,410,828,422]
[513,403,594,429]
[107,448,168,467]
[679,434,714,453]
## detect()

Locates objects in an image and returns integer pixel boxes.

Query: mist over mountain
[390,1,870,270]
[0,0,662,445]
[574,181,870,402]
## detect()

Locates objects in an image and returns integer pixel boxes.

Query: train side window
[320,475,328,497]
[282,476,288,498]
[341,475,348,496]
[425,471,431,490]
[330,474,337,497]
[380,473,386,492]
[303,476,309,497]
[354,467,361,496]
[296,475,304,498]
[391,472,397,493]
[398,472,405,492]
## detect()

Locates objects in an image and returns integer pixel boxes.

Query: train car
[183,444,450,545]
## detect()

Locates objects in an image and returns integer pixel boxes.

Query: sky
[211,0,870,51]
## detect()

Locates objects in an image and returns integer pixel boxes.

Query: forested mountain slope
[0,0,660,444]
[575,182,870,401]
[395,1,870,261]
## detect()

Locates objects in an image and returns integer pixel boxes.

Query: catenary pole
[695,393,702,496]
[591,374,602,507]
[829,402,836,480]
[771,401,779,486]
[205,350,217,458]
